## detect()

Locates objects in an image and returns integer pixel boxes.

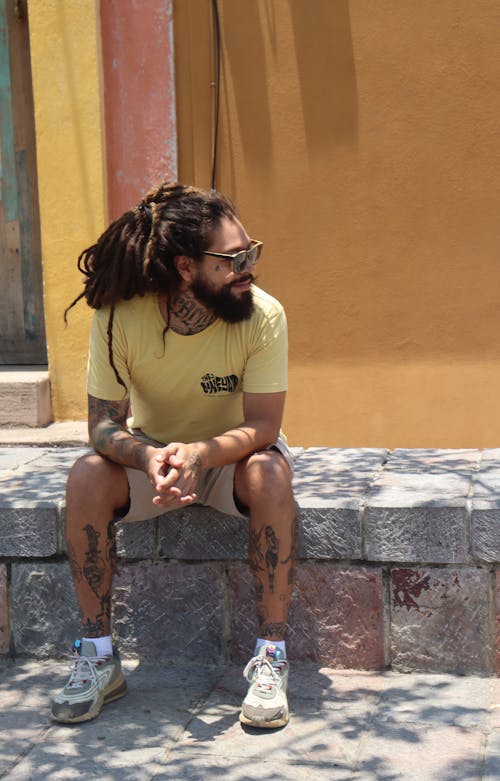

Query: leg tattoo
[106,519,118,575]
[260,621,286,638]
[281,514,300,585]
[265,525,279,593]
[82,524,106,598]
[249,527,265,573]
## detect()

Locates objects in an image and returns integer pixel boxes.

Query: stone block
[0,564,9,653]
[471,449,500,562]
[390,567,493,674]
[112,560,225,663]
[229,561,385,669]
[0,508,59,557]
[293,448,388,559]
[496,570,500,675]
[159,506,248,560]
[364,449,479,563]
[116,519,156,559]
[0,368,52,426]
[11,561,80,656]
[0,447,90,557]
[297,507,361,560]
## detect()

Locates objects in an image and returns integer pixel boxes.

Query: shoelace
[64,652,109,690]
[243,654,282,688]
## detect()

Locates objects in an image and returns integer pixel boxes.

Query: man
[52,183,298,729]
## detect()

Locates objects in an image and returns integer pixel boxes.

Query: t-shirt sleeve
[242,305,288,393]
[87,309,131,400]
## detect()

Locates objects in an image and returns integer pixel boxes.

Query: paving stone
[0,564,8,654]
[489,678,500,729]
[112,560,226,663]
[172,689,367,767]
[471,449,500,562]
[153,757,350,781]
[116,519,156,559]
[0,659,220,781]
[293,448,388,560]
[364,449,479,563]
[229,562,385,669]
[159,506,248,559]
[356,721,485,781]
[10,562,80,656]
[377,672,492,729]
[390,567,493,674]
[484,729,500,781]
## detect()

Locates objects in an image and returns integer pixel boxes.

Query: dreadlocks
[65,181,237,390]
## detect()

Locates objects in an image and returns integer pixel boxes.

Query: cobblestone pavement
[0,659,498,780]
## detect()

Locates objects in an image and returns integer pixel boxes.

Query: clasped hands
[148,442,203,508]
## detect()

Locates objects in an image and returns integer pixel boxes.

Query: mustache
[230,274,255,287]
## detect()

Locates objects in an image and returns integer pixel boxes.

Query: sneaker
[239,644,289,728]
[51,639,127,723]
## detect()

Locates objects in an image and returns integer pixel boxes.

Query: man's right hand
[146,447,198,509]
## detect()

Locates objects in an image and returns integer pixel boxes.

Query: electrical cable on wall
[211,0,221,191]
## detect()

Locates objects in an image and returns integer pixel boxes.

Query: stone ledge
[0,367,53,427]
[1,445,500,674]
[1,446,499,565]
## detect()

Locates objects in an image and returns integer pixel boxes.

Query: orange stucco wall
[174,0,500,447]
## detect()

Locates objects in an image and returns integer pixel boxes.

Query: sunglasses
[203,240,263,274]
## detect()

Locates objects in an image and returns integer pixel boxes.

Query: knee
[241,449,293,500]
[66,452,128,508]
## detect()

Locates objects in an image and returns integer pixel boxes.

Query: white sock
[83,635,113,656]
[255,638,286,659]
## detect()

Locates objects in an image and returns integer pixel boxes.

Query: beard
[190,273,255,323]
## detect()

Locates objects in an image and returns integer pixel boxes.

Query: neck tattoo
[168,292,216,335]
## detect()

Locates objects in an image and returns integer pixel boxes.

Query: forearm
[194,418,280,470]
[88,394,156,472]
[90,420,156,472]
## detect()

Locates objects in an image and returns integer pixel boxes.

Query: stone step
[0,367,53,427]
[0,420,87,446]
[1,446,500,675]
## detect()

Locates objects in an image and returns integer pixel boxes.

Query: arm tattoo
[88,394,150,469]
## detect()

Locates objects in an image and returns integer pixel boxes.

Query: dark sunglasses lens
[232,251,247,273]
[251,244,262,264]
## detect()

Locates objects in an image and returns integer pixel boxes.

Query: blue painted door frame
[0,0,46,364]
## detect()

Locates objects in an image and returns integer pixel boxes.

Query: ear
[174,255,195,282]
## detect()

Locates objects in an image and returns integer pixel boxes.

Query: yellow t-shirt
[87,285,288,444]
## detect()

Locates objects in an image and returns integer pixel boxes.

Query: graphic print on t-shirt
[200,373,239,394]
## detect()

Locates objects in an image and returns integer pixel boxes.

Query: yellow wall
[28,0,105,419]
[175,0,500,448]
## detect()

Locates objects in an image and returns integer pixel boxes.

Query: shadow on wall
[220,0,358,173]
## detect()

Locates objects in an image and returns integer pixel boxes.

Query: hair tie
[138,201,152,221]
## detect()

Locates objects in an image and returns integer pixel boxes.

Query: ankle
[81,635,113,655]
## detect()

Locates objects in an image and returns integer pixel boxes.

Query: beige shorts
[120,431,294,523]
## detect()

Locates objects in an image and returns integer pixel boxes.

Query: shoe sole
[239,701,289,729]
[51,676,128,724]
